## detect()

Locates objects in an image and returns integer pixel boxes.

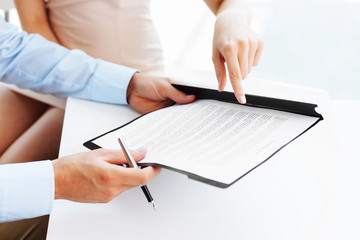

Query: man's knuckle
[138,173,149,186]
[98,172,112,186]
[95,148,109,157]
[97,148,107,153]
[157,84,169,96]
[138,176,146,186]
[103,189,116,202]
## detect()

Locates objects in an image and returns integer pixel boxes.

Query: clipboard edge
[83,86,324,188]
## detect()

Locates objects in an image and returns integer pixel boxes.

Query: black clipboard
[84,84,323,188]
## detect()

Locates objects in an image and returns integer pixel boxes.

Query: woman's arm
[205,0,251,20]
[14,0,60,44]
[204,0,263,104]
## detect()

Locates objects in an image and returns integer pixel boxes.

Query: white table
[47,81,360,240]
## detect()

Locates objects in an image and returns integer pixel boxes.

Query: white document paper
[93,99,319,186]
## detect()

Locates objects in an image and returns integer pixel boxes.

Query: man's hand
[126,73,196,114]
[52,148,161,203]
[212,9,264,104]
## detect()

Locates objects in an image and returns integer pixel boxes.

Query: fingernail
[136,147,146,153]
[240,95,247,104]
[185,95,193,99]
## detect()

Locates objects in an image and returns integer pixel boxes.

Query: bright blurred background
[1,0,359,100]
[151,0,360,100]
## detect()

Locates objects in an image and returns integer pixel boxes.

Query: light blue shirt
[0,18,137,222]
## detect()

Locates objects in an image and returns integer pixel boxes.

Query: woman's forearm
[14,0,60,44]
[204,0,252,23]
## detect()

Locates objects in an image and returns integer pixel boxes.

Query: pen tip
[151,201,156,211]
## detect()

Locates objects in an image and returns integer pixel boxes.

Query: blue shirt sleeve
[0,17,137,104]
[0,17,138,222]
[0,161,54,222]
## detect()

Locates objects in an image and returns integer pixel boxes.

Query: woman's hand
[212,9,263,104]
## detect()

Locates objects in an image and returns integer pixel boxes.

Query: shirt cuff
[83,60,138,105]
[0,160,54,222]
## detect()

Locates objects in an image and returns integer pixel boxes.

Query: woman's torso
[47,0,164,74]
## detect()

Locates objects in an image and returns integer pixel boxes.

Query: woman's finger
[222,45,246,104]
[253,39,264,66]
[213,50,227,92]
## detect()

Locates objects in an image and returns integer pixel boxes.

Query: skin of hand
[52,148,161,203]
[209,1,264,104]
[126,73,196,114]
[14,0,61,44]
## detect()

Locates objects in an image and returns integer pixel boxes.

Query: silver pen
[117,137,156,211]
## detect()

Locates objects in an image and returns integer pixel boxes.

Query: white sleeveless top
[47,0,164,74]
